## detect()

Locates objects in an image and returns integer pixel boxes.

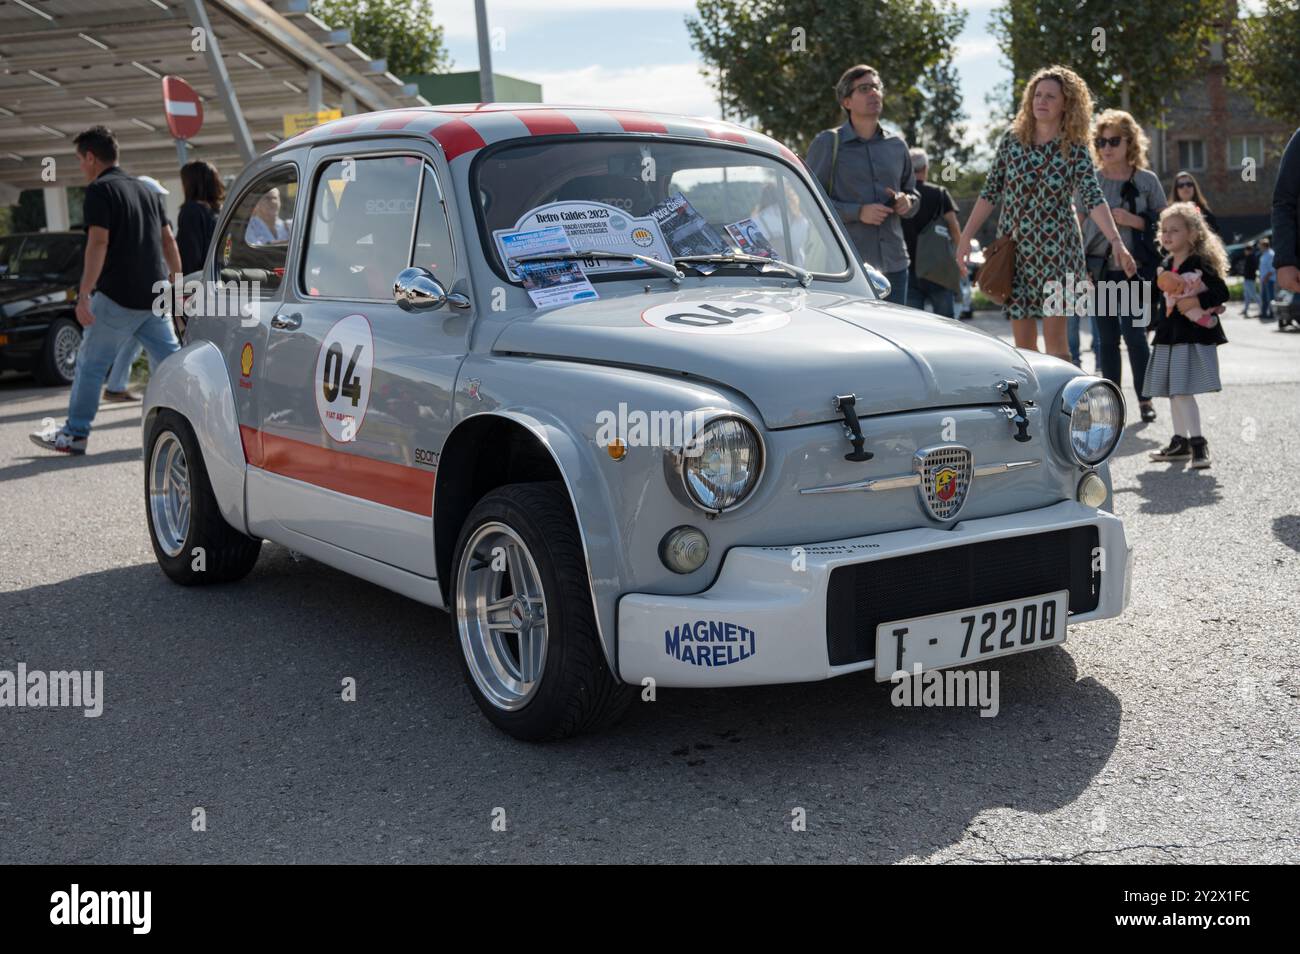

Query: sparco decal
[665,620,756,666]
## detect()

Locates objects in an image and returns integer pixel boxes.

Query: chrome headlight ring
[662,411,766,515]
[1055,377,1126,466]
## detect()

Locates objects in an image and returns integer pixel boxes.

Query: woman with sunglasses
[1081,110,1165,423]
[1170,172,1220,237]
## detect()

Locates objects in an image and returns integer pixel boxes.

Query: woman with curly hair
[957,66,1135,360]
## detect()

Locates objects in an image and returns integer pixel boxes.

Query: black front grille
[825,526,1101,666]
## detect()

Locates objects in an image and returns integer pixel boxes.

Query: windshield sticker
[640,300,790,335]
[649,193,728,257]
[499,226,598,309]
[493,201,671,276]
[724,218,776,259]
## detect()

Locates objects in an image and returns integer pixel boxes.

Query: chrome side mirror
[393,266,470,311]
[863,262,892,300]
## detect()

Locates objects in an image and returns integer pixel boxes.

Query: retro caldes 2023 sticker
[314,314,373,442]
[640,300,791,335]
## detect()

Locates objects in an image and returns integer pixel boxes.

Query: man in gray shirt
[806,64,920,305]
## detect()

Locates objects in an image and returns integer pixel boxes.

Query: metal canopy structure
[0,0,429,190]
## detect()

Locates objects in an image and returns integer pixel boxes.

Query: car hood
[0,279,73,320]
[490,287,1040,428]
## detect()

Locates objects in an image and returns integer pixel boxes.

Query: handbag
[916,219,963,292]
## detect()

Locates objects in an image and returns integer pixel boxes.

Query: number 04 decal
[314,314,374,443]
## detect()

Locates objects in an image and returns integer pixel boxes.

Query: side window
[214,166,299,299]
[412,163,456,279]
[302,155,422,300]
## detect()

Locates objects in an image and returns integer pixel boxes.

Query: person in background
[1273,127,1300,295]
[101,174,171,403]
[901,147,961,317]
[1170,171,1220,237]
[244,187,289,246]
[1258,237,1276,323]
[1240,242,1259,318]
[806,64,919,304]
[29,125,181,455]
[1081,109,1164,423]
[177,160,224,275]
[1145,203,1229,470]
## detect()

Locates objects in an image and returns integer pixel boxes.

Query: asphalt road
[1,304,1297,864]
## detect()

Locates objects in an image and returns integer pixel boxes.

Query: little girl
[1145,202,1230,469]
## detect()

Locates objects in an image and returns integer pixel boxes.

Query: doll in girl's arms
[1156,268,1223,328]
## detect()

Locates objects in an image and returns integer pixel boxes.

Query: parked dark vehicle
[0,231,85,385]
[1227,228,1271,276]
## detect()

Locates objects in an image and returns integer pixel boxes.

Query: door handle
[270,312,302,330]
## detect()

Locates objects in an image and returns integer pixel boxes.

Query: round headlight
[681,417,763,512]
[1065,381,1124,465]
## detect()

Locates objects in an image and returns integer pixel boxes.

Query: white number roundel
[314,314,373,443]
[640,300,791,335]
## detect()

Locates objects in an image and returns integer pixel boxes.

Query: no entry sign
[162,76,203,140]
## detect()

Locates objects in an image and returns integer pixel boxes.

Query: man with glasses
[806,64,919,304]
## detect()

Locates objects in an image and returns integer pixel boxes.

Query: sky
[433,0,1006,151]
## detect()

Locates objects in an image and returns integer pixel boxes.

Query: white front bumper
[618,500,1131,687]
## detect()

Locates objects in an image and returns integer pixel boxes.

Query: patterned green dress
[979,131,1107,321]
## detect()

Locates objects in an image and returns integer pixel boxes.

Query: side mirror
[393,266,470,311]
[863,262,892,300]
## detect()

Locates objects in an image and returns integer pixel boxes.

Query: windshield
[0,234,83,281]
[474,138,850,281]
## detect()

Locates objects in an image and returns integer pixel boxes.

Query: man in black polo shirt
[30,126,182,455]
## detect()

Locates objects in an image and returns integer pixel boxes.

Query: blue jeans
[106,338,143,392]
[1261,277,1276,321]
[65,293,180,438]
[1067,314,1101,366]
[1242,278,1258,315]
[905,274,955,317]
[884,268,909,306]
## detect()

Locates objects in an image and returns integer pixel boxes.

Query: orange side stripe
[239,425,434,517]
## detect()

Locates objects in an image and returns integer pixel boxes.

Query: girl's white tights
[1169,394,1201,438]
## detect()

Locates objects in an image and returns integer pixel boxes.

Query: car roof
[272,103,802,167]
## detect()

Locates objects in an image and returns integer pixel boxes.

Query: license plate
[874,590,1068,681]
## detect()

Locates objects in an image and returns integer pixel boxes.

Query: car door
[252,141,471,578]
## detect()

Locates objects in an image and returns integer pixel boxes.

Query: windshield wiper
[673,250,813,287]
[510,249,684,283]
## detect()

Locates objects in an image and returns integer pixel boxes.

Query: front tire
[35,317,81,386]
[144,409,261,584]
[451,481,633,741]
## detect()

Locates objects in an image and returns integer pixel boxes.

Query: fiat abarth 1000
[141,104,1131,740]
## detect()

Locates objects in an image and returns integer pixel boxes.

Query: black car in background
[0,231,84,386]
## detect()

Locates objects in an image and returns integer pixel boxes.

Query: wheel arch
[434,410,621,671]
[142,340,248,535]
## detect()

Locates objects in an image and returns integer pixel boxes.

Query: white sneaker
[29,426,87,455]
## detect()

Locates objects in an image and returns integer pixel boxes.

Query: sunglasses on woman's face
[1176,181,1194,188]
[1093,135,1125,149]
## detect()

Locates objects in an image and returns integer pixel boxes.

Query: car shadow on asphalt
[0,547,1122,864]
[1114,465,1222,514]
[1272,515,1300,553]
[1112,421,1162,459]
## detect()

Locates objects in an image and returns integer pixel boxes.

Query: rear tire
[144,409,261,584]
[451,481,633,741]
[35,317,81,386]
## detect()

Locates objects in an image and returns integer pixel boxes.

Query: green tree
[686,0,968,161]
[1231,0,1300,128]
[990,0,1222,126]
[311,0,452,77]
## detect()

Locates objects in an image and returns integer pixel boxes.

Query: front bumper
[618,500,1131,687]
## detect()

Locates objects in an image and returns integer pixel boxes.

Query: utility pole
[475,0,495,103]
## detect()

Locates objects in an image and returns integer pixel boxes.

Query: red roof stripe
[512,109,581,136]
[606,110,668,134]
[706,128,749,144]
[375,111,420,130]
[429,118,488,160]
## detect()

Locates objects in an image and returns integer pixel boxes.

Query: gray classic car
[142,105,1131,740]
